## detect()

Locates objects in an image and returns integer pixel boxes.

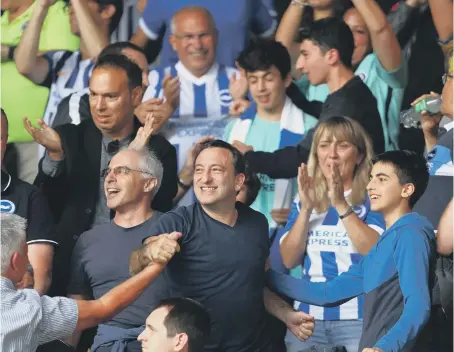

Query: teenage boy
[268,150,436,352]
[225,38,317,229]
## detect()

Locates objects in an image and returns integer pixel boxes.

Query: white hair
[137,148,163,199]
[170,6,216,34]
[1,213,26,273]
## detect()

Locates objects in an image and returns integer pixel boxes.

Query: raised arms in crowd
[15,0,111,84]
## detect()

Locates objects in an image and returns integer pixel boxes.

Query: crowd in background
[0,0,453,351]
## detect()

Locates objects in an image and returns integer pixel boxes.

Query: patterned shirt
[0,277,78,352]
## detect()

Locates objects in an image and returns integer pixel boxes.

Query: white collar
[1,169,11,192]
[175,61,219,85]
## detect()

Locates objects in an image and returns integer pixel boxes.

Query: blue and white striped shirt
[41,50,94,127]
[278,192,385,321]
[0,276,78,352]
[143,62,236,205]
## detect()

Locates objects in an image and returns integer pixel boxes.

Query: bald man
[142,6,240,207]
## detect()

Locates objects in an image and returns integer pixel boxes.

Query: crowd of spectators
[0,0,452,351]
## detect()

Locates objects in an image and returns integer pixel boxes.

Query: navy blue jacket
[268,212,436,352]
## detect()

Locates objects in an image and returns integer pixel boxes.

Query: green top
[1,1,79,143]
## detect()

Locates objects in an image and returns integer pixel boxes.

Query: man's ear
[10,252,21,272]
[144,177,158,194]
[235,173,246,193]
[173,333,189,351]
[131,86,144,107]
[401,183,415,201]
[169,35,177,51]
[326,48,340,66]
[283,73,293,88]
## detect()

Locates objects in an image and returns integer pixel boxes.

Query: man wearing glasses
[141,7,245,207]
[66,146,172,351]
[24,54,177,299]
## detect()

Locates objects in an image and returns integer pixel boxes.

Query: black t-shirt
[144,202,271,352]
[0,170,56,245]
[298,76,385,154]
[68,212,169,333]
[246,76,385,179]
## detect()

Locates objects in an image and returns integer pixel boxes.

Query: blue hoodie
[267,212,436,352]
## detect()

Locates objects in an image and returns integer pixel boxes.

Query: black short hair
[98,41,146,59]
[237,38,291,79]
[93,54,142,90]
[159,297,211,352]
[299,17,354,69]
[372,150,429,208]
[243,166,261,206]
[193,140,246,175]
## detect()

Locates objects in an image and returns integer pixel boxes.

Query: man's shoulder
[7,176,39,196]
[56,115,95,135]
[344,76,376,99]
[78,221,115,244]
[237,202,269,226]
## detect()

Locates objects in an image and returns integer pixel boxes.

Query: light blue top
[225,116,281,225]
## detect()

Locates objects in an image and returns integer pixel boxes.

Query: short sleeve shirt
[68,213,169,328]
[0,171,57,246]
[139,0,275,67]
[0,277,78,352]
[143,202,271,352]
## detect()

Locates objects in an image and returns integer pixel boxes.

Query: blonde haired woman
[278,116,385,352]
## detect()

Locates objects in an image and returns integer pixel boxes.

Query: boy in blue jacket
[268,150,436,352]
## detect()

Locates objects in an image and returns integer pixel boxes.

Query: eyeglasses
[442,73,453,85]
[101,166,154,178]
[173,32,213,42]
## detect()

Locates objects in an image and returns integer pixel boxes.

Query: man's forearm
[428,0,453,42]
[275,2,305,50]
[72,0,108,58]
[129,241,154,275]
[1,44,12,62]
[264,287,293,324]
[352,0,402,71]
[41,152,65,177]
[33,268,52,295]
[15,3,47,74]
[245,145,304,179]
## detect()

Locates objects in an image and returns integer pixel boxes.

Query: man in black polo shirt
[130,140,315,352]
[233,18,385,179]
[0,109,56,295]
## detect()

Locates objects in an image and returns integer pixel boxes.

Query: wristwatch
[177,178,191,190]
[8,46,16,61]
[339,206,354,219]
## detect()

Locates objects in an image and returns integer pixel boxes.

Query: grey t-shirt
[68,212,169,329]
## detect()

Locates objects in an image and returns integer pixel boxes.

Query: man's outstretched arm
[266,260,364,306]
[75,263,165,331]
